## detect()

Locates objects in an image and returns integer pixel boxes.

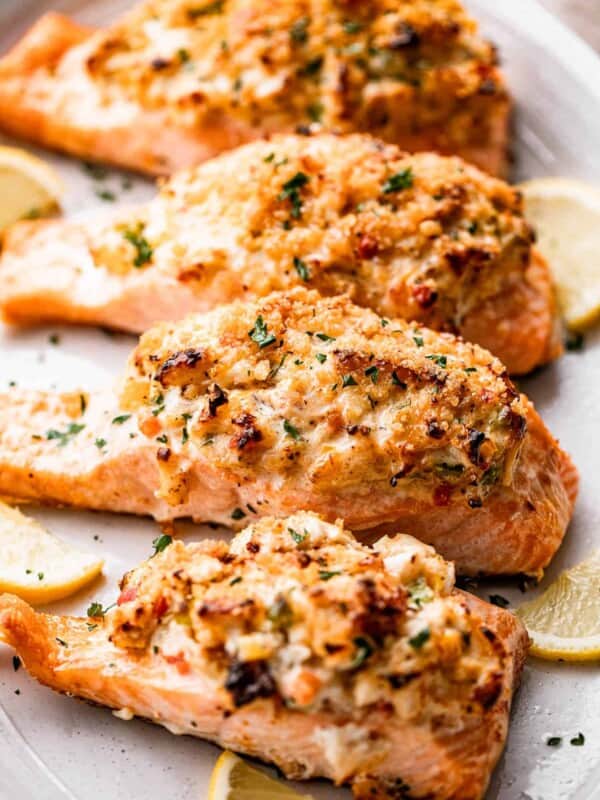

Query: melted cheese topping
[120,287,526,508]
[108,512,507,722]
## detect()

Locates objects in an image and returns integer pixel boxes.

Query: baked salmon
[0,289,577,576]
[0,134,560,375]
[0,0,510,177]
[0,512,529,799]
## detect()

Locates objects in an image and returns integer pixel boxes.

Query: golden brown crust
[0,513,530,799]
[0,1,510,175]
[0,134,559,373]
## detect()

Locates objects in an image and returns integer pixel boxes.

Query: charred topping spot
[390,465,412,487]
[155,348,204,386]
[473,670,503,709]
[386,672,418,690]
[426,420,445,439]
[467,429,487,466]
[346,424,371,436]
[389,22,420,49]
[230,413,263,450]
[206,383,228,418]
[224,659,276,708]
[157,446,171,462]
[246,541,260,554]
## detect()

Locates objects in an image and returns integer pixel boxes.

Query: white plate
[0,1,599,798]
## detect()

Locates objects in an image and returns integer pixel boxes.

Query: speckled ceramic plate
[0,1,599,798]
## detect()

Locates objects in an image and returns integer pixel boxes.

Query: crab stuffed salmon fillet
[0,513,529,799]
[0,289,576,576]
[0,134,560,375]
[0,0,510,176]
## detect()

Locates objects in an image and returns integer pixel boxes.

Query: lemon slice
[520,177,600,330]
[0,501,103,604]
[516,550,600,661]
[208,752,314,800]
[0,146,63,234]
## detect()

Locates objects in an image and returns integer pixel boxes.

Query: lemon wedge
[0,502,103,604]
[208,752,314,800]
[520,177,600,330]
[516,550,600,661]
[0,146,63,234]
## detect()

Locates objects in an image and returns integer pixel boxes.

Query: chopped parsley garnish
[342,374,357,387]
[96,189,116,202]
[151,393,165,416]
[249,315,277,348]
[95,438,107,450]
[187,0,223,18]
[407,577,434,609]
[111,414,131,425]
[426,354,447,368]
[55,638,69,648]
[151,534,173,556]
[293,256,310,281]
[156,434,168,444]
[177,48,191,64]
[268,354,288,380]
[489,594,510,608]
[288,528,308,545]
[315,353,327,364]
[49,333,60,345]
[123,225,153,268]
[343,20,363,34]
[380,318,389,327]
[307,102,323,122]
[382,168,414,194]
[79,394,87,414]
[319,570,342,581]
[566,331,584,352]
[83,162,109,180]
[408,627,430,649]
[46,423,85,447]
[37,572,44,581]
[546,736,562,747]
[316,332,335,342]
[87,601,115,618]
[230,576,242,586]
[413,334,424,347]
[264,152,275,163]
[350,636,374,669]
[364,365,379,384]
[181,412,192,444]
[290,17,309,43]
[278,172,310,219]
[231,507,246,520]
[464,367,477,373]
[300,56,323,76]
[283,419,301,440]
[570,732,585,746]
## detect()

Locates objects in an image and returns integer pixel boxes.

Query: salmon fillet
[0,134,561,375]
[0,513,529,799]
[0,289,577,576]
[0,0,510,177]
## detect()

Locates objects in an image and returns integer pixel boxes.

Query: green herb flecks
[350,636,374,669]
[408,627,430,650]
[288,528,308,545]
[278,172,310,220]
[319,570,342,581]
[293,256,310,281]
[249,315,277,348]
[112,414,131,425]
[231,507,246,520]
[87,601,115,618]
[151,534,173,556]
[407,577,434,609]
[46,423,85,447]
[382,168,414,194]
[283,419,301,440]
[123,224,153,268]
